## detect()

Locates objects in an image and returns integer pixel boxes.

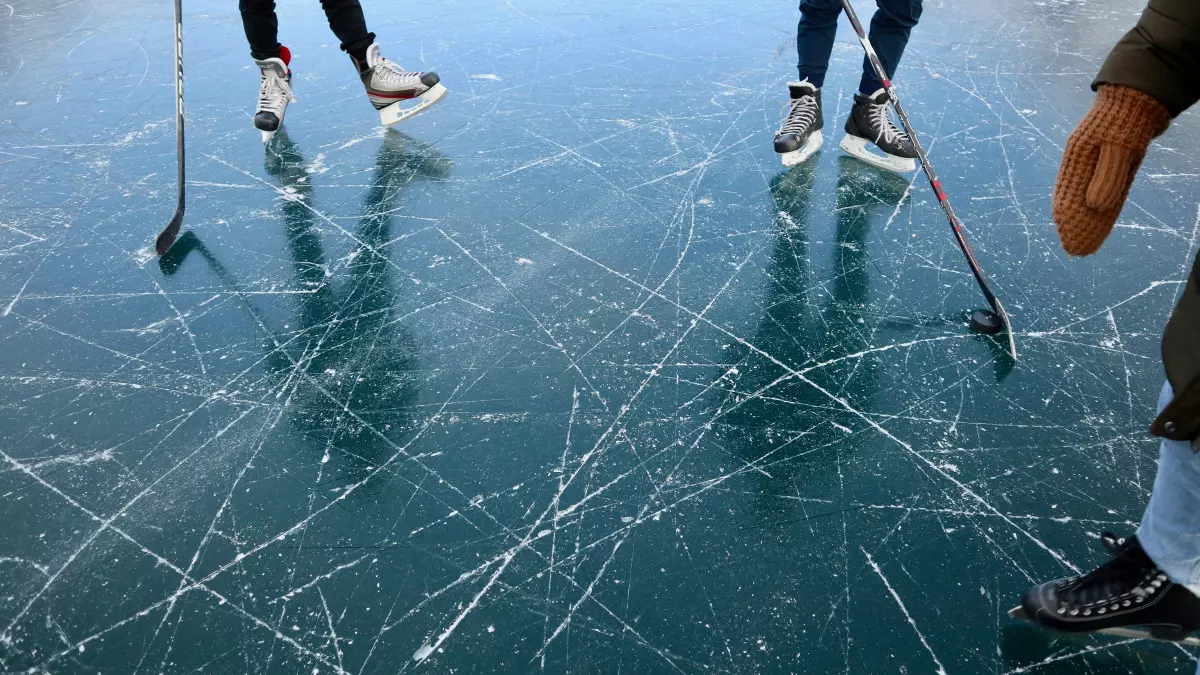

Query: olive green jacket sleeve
[1093,0,1200,118]
[1101,0,1200,442]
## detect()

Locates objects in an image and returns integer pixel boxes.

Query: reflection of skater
[259,128,451,462]
[240,0,446,142]
[773,0,920,172]
[722,159,907,519]
[1016,0,1200,653]
[163,129,451,471]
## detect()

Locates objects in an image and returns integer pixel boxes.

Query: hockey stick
[155,0,186,256]
[840,0,1017,360]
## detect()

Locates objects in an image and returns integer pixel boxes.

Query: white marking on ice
[864,548,947,675]
[132,247,156,266]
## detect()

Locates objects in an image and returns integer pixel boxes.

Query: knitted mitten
[1053,85,1170,256]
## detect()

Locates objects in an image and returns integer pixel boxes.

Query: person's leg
[239,0,282,60]
[1138,380,1200,598]
[856,0,922,94]
[797,0,843,88]
[318,0,376,66]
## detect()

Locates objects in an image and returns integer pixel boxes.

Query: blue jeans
[1140,381,1200,597]
[796,0,922,94]
[1137,382,1200,673]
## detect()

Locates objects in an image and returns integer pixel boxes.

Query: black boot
[1020,532,1200,642]
[839,89,917,173]
[774,81,823,167]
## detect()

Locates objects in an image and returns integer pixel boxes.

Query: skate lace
[1057,532,1165,609]
[259,68,294,116]
[780,94,819,136]
[373,58,424,88]
[868,101,909,146]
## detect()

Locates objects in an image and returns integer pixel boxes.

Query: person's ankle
[253,46,283,62]
[350,47,370,73]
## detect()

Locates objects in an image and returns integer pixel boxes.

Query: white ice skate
[355,43,446,127]
[840,89,917,174]
[253,47,295,144]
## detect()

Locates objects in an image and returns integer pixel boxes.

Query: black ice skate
[774,81,823,168]
[254,46,295,145]
[840,88,916,174]
[1010,532,1200,646]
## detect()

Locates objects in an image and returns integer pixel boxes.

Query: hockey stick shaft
[840,0,1016,358]
[155,0,186,256]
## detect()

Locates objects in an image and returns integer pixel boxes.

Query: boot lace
[1054,532,1168,616]
[779,94,819,137]
[258,67,294,117]
[372,58,425,89]
[867,100,910,147]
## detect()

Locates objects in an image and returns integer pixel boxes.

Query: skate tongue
[365,43,384,69]
[256,57,288,78]
[788,80,818,99]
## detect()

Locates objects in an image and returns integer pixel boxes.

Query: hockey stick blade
[993,298,1017,360]
[155,207,184,256]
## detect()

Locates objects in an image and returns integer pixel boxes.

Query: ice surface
[2,0,1200,672]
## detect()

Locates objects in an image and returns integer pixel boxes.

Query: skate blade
[261,130,276,144]
[779,131,823,168]
[839,134,916,174]
[379,83,447,127]
[1008,605,1200,647]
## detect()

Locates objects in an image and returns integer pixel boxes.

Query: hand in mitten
[1053,85,1170,256]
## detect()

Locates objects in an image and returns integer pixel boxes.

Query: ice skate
[254,46,295,144]
[1010,532,1200,646]
[840,88,917,173]
[774,80,823,168]
[353,43,446,127]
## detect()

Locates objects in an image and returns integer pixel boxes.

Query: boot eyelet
[1083,609,1091,616]
[1057,606,1066,614]
[1122,600,1131,607]
[1069,609,1079,616]
[1110,603,1119,610]
[1097,608,1106,614]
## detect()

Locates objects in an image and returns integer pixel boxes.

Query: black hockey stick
[840,0,1017,359]
[155,0,186,256]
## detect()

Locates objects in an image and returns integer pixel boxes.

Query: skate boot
[840,89,917,173]
[254,46,295,144]
[774,80,823,168]
[352,43,446,127]
[1017,532,1200,642]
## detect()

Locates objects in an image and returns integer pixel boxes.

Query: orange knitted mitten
[1053,85,1170,256]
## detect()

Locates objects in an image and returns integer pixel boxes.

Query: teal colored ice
[2,0,1199,672]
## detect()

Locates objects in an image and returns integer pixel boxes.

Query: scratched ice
[2,0,1200,672]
